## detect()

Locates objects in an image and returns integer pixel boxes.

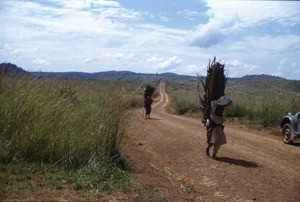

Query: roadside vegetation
[166,79,300,127]
[166,82,200,116]
[0,72,163,200]
[0,74,144,199]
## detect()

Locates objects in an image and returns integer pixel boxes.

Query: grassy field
[1,72,299,200]
[0,73,163,200]
[0,76,132,164]
[0,74,146,199]
[166,79,300,127]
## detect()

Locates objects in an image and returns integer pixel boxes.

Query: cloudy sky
[1,0,299,79]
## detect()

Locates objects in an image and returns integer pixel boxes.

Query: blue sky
[0,0,299,79]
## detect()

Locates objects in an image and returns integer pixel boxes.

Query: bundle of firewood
[144,85,155,99]
[200,57,227,126]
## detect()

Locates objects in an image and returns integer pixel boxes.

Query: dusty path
[122,82,300,201]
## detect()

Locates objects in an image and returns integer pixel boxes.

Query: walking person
[144,96,153,119]
[143,85,155,119]
[206,95,232,159]
[200,57,233,159]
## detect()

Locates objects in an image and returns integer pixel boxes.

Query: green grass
[166,79,300,127]
[0,159,131,199]
[0,76,129,166]
[0,74,162,199]
[165,82,201,116]
[169,90,199,115]
[225,80,300,127]
[0,75,135,198]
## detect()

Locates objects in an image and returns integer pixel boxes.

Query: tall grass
[167,80,300,127]
[0,75,129,168]
[166,82,202,116]
[226,95,299,127]
[169,90,200,115]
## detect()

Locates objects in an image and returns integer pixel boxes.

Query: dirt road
[123,82,300,201]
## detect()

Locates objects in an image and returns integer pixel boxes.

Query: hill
[0,62,289,83]
[230,74,285,83]
[0,63,29,76]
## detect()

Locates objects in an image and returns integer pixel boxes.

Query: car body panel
[280,112,300,142]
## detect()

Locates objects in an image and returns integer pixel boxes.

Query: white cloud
[33,58,50,65]
[225,59,258,77]
[177,9,202,21]
[189,0,300,48]
[160,16,169,23]
[52,0,92,9]
[273,58,299,79]
[128,53,136,59]
[11,49,25,58]
[3,43,12,51]
[1,0,139,41]
[1,43,37,59]
[189,15,239,47]
[84,57,98,64]
[93,0,120,7]
[147,56,164,63]
[204,0,300,27]
[227,60,257,71]
[185,64,198,72]
[244,35,300,52]
[158,56,181,71]
[112,53,136,60]
[52,0,120,9]
[115,8,142,20]
[0,0,299,80]
[114,53,125,60]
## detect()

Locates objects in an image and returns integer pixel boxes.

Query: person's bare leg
[206,143,213,156]
[213,144,220,159]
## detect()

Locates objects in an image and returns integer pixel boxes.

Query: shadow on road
[291,142,300,147]
[147,118,162,121]
[214,157,259,168]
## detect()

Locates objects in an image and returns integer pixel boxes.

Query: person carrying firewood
[144,85,155,119]
[144,95,153,119]
[200,57,233,159]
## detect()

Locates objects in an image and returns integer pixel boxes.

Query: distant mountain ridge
[0,62,287,83]
[231,74,285,83]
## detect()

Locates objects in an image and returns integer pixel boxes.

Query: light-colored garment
[211,95,232,108]
[207,95,231,146]
[210,95,232,124]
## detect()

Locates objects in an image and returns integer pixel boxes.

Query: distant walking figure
[144,85,155,119]
[144,96,153,119]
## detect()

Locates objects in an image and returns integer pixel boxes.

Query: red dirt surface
[122,82,300,202]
